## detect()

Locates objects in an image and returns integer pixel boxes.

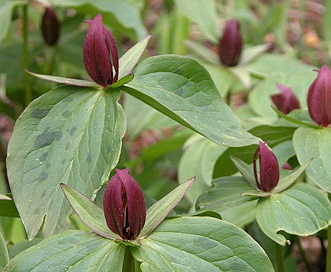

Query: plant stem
[122,246,135,272]
[326,193,331,272]
[22,4,32,106]
[274,242,285,272]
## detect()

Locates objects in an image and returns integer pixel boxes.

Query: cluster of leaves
[1,1,331,272]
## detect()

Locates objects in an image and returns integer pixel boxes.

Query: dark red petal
[103,26,119,83]
[258,141,279,192]
[103,171,125,238]
[83,14,112,86]
[271,84,300,114]
[307,66,331,127]
[219,20,242,67]
[117,169,146,240]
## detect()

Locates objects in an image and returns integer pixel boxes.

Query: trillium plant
[1,2,331,272]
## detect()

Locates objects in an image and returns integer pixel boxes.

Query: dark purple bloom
[271,84,300,114]
[41,7,60,46]
[103,168,146,240]
[83,14,119,87]
[253,141,279,192]
[218,20,242,67]
[307,65,331,127]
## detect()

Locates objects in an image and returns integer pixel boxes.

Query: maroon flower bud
[41,7,60,46]
[218,20,242,67]
[83,14,119,87]
[103,168,146,240]
[271,84,300,114]
[307,65,331,127]
[253,141,279,192]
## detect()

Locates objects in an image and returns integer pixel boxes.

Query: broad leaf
[51,0,147,40]
[4,231,125,272]
[196,176,258,228]
[132,216,274,271]
[175,0,219,42]
[139,178,195,238]
[178,136,225,204]
[256,183,331,245]
[61,184,120,240]
[124,94,178,139]
[7,85,126,239]
[126,55,258,147]
[0,231,8,271]
[293,126,331,192]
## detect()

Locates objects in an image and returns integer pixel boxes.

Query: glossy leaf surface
[256,183,331,245]
[3,231,125,272]
[7,86,126,239]
[133,216,274,272]
[126,55,258,147]
[293,126,331,192]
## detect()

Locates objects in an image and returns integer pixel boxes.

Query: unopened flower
[103,168,146,240]
[253,141,279,192]
[218,20,242,67]
[307,65,331,127]
[41,7,60,46]
[83,14,119,87]
[271,84,300,114]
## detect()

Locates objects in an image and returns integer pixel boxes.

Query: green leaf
[0,197,19,217]
[0,1,27,44]
[293,126,331,192]
[175,0,219,42]
[0,231,8,271]
[124,94,178,139]
[7,85,126,239]
[248,54,315,80]
[26,70,100,88]
[139,178,195,239]
[118,35,151,79]
[132,216,274,271]
[240,44,270,65]
[272,161,310,193]
[196,176,258,227]
[178,136,225,204]
[272,107,319,128]
[185,40,219,65]
[256,183,331,245]
[106,74,134,89]
[60,184,120,240]
[213,125,296,178]
[4,231,125,272]
[126,55,258,147]
[51,0,147,40]
[230,156,257,189]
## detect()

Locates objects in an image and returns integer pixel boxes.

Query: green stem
[22,4,32,106]
[122,246,134,272]
[326,193,331,272]
[274,242,285,272]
